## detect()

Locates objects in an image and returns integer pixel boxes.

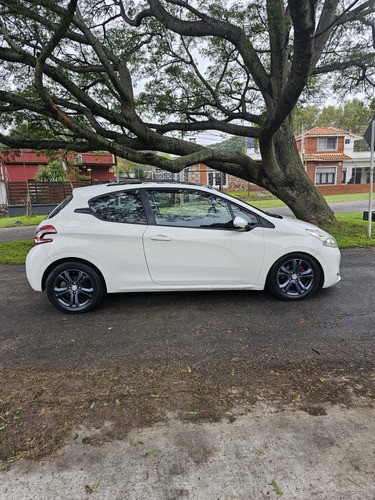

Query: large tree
[0,1,374,225]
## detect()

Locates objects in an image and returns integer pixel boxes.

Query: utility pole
[364,117,375,238]
[369,119,374,238]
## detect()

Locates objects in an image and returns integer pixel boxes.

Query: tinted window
[147,189,233,229]
[89,190,147,224]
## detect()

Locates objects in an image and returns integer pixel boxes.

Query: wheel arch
[42,258,107,292]
[266,251,325,290]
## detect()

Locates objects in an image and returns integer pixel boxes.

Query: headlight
[306,229,337,247]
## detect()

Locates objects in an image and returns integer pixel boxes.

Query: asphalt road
[0,224,36,243]
[1,247,374,370]
[265,199,370,217]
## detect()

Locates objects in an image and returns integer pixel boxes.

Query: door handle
[150,234,172,241]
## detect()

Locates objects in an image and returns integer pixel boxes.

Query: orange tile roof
[306,126,351,136]
[296,126,362,139]
[303,153,352,160]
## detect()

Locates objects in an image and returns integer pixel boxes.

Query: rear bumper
[25,245,51,291]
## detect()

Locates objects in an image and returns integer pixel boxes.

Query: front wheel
[46,261,105,313]
[266,253,322,300]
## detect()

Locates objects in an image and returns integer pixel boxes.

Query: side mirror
[233,216,249,231]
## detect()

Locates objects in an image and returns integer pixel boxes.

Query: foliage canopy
[0,1,374,224]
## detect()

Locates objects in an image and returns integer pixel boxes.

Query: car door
[142,188,265,287]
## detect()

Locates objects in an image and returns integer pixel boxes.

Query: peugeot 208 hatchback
[26,182,341,313]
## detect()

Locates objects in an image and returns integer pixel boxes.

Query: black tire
[46,261,105,313]
[266,253,321,300]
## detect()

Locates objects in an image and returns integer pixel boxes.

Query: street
[265,199,370,217]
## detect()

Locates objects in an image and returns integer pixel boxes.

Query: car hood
[275,215,323,233]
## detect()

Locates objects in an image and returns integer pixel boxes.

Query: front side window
[89,190,147,224]
[147,189,233,229]
[230,203,258,225]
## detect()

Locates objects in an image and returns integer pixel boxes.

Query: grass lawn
[326,212,375,248]
[0,215,45,228]
[324,192,370,203]
[0,240,33,264]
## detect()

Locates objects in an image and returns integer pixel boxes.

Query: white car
[26,182,341,313]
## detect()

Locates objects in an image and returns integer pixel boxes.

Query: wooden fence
[6,180,92,206]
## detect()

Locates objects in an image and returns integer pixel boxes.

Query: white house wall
[343,152,371,184]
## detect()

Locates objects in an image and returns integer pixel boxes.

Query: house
[0,149,115,215]
[152,163,230,190]
[0,150,115,183]
[215,126,371,194]
[295,126,366,188]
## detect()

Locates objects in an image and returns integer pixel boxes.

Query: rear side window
[89,190,147,224]
[47,195,73,219]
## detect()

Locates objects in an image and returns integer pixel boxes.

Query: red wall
[301,136,345,154]
[0,150,114,182]
[316,183,371,195]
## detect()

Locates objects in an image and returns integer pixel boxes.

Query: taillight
[34,225,57,245]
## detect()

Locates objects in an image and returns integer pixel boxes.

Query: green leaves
[142,448,156,458]
[85,482,99,493]
[36,160,68,182]
[271,479,283,495]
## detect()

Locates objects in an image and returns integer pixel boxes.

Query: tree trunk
[259,119,337,227]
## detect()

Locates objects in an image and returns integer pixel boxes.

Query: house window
[154,170,178,181]
[315,167,336,185]
[208,172,227,188]
[317,137,337,151]
[345,138,350,145]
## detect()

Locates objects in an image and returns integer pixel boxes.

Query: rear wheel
[46,262,105,313]
[266,253,321,300]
